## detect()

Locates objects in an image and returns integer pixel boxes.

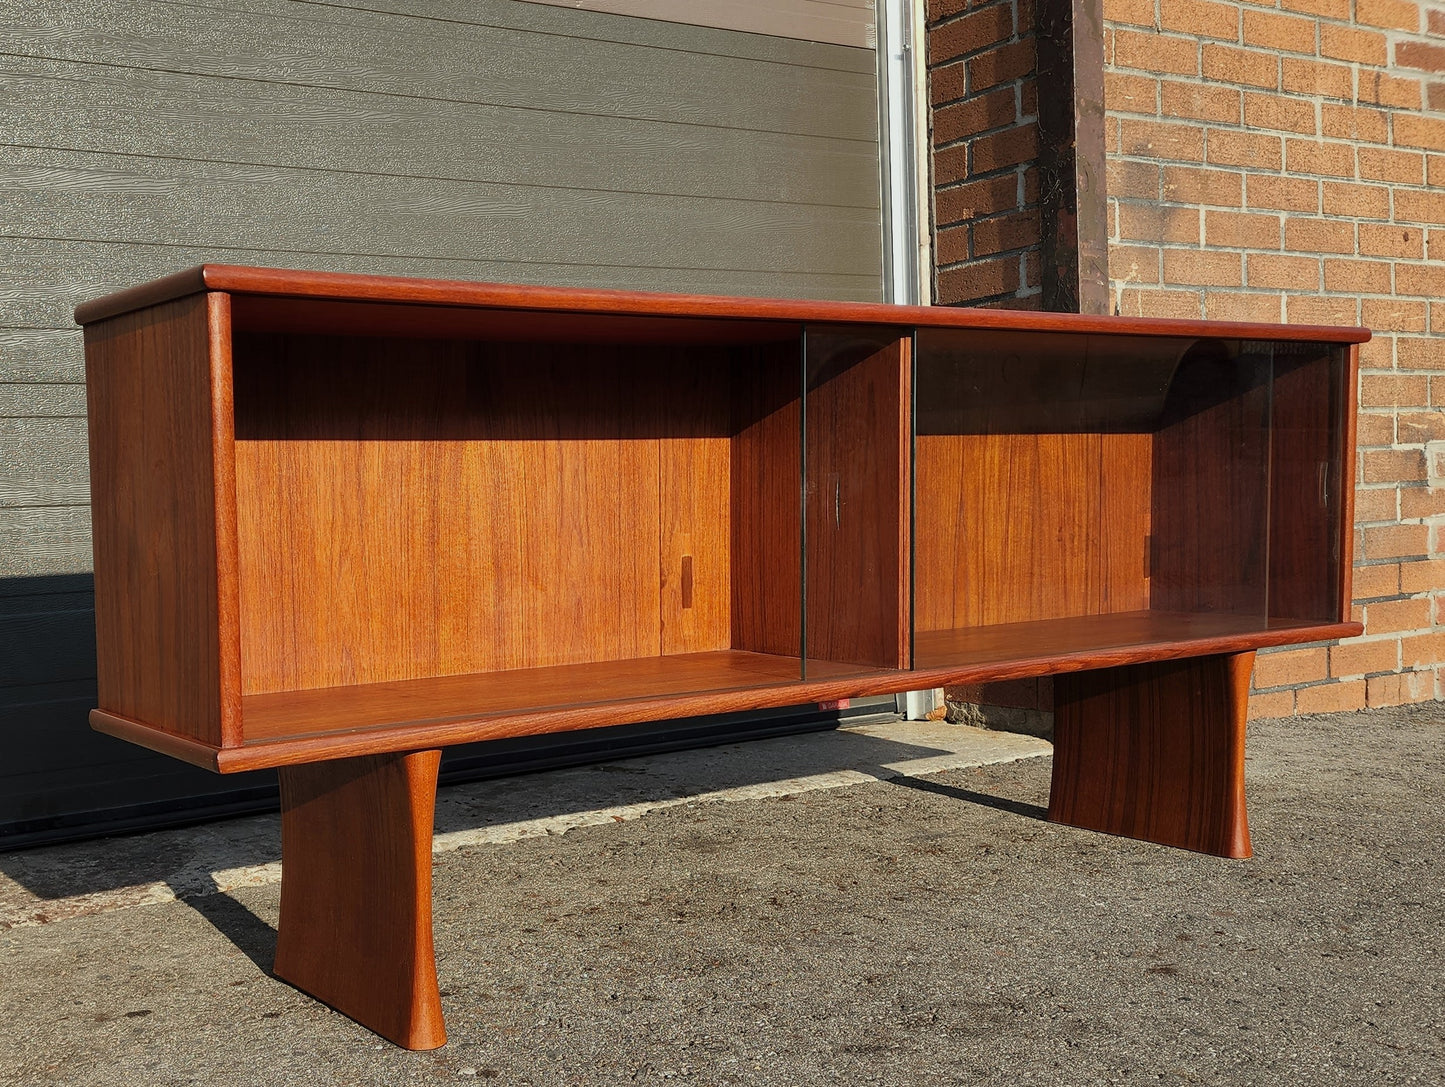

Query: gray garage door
[0,0,884,845]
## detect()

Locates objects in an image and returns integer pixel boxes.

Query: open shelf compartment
[911,328,1350,671]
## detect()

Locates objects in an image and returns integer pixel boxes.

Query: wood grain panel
[914,431,1151,630]
[83,293,233,746]
[730,343,803,660]
[1268,347,1343,622]
[275,749,446,1050]
[1151,343,1271,616]
[1049,653,1254,858]
[804,330,910,669]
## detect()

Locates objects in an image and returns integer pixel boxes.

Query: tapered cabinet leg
[1048,653,1254,858]
[274,749,447,1050]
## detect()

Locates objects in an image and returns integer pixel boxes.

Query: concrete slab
[0,719,1049,929]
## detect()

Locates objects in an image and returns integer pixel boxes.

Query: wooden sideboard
[78,266,1366,1049]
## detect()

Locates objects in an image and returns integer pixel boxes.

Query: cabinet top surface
[74,264,1371,344]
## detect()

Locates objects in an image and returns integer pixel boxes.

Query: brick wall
[928,0,1045,306]
[925,0,1445,719]
[1104,0,1445,715]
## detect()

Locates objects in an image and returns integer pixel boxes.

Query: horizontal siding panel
[0,506,91,577]
[0,383,86,417]
[0,607,95,687]
[0,417,89,507]
[517,0,876,48]
[0,61,878,210]
[1,0,877,140]
[0,238,883,331]
[0,150,883,276]
[0,329,84,383]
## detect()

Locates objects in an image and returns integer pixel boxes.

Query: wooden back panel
[804,330,910,669]
[85,293,239,745]
[914,431,1152,630]
[232,334,746,695]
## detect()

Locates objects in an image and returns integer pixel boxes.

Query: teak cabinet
[78,266,1367,1049]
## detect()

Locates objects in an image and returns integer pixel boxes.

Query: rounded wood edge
[74,267,210,325]
[89,709,221,772]
[76,264,1371,343]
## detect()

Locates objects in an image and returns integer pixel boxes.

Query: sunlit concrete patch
[0,721,1050,929]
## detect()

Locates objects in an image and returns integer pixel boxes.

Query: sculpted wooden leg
[1048,653,1254,858]
[274,749,446,1050]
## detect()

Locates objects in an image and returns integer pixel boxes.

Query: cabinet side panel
[731,345,802,659]
[1268,349,1344,621]
[804,336,910,668]
[913,431,1151,629]
[84,293,225,746]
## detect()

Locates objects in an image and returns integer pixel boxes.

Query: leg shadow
[180,886,278,976]
[885,773,1050,821]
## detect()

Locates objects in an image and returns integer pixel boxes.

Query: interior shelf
[239,650,889,744]
[913,610,1334,672]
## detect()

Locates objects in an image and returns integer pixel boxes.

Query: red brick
[1356,414,1397,448]
[1115,287,1203,318]
[1351,561,1400,599]
[1395,189,1445,226]
[1400,557,1445,594]
[1163,248,1242,286]
[1208,128,1282,169]
[1356,481,1398,520]
[1254,646,1329,688]
[1159,0,1239,39]
[1398,262,1445,297]
[1204,209,1279,248]
[1355,0,1423,31]
[1366,596,1434,632]
[932,85,1020,145]
[1361,522,1431,559]
[935,174,1019,226]
[1163,165,1243,205]
[1283,217,1354,253]
[1114,30,1201,76]
[1401,487,1445,518]
[1246,174,1318,213]
[1283,57,1354,100]
[1287,295,1359,325]
[1321,104,1390,144]
[1107,0,1159,28]
[1320,25,1388,66]
[1247,690,1295,718]
[930,3,1016,65]
[1203,291,1284,322]
[1120,202,1200,244]
[1242,10,1318,54]
[1202,44,1279,88]
[1120,119,1206,162]
[1398,412,1445,443]
[1242,93,1316,135]
[1358,70,1425,109]
[1330,637,1399,677]
[1246,253,1318,289]
[1359,224,1425,260]
[972,209,1040,256]
[1367,670,1435,707]
[937,253,1020,302]
[971,122,1039,172]
[1279,0,1349,18]
[1107,71,1159,115]
[1323,259,1392,294]
[1357,147,1425,185]
[967,39,1036,92]
[1396,41,1445,74]
[1285,139,1357,178]
[1162,80,1241,123]
[1109,244,1162,283]
[1321,182,1390,220]
[1361,298,1428,333]
[1296,679,1366,713]
[1397,338,1445,370]
[1109,158,1160,200]
[1360,375,1429,409]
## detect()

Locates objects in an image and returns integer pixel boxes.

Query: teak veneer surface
[75,264,1371,344]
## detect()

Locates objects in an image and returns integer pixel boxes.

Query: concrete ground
[0,708,1440,1086]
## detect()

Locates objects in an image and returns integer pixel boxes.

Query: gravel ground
[1,706,1441,1086]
